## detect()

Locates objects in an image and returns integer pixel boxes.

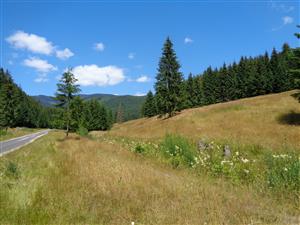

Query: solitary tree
[55,69,80,136]
[155,37,184,117]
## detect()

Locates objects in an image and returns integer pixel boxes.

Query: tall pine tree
[55,69,80,136]
[155,37,184,117]
[142,91,157,117]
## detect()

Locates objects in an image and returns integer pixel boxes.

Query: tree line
[0,69,113,135]
[142,36,299,117]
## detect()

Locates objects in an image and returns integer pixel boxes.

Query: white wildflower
[244,169,249,174]
[241,158,249,163]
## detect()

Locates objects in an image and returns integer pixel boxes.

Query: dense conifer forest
[0,69,113,133]
[142,39,299,117]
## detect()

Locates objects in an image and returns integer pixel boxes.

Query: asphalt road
[0,130,50,157]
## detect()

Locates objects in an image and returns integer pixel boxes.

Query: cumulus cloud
[6,31,54,55]
[282,16,293,25]
[94,42,105,51]
[184,37,193,44]
[23,57,57,73]
[72,64,125,86]
[128,53,135,59]
[136,75,150,83]
[56,48,74,60]
[6,31,74,60]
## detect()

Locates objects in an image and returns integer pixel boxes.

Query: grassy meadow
[108,90,300,152]
[0,91,299,224]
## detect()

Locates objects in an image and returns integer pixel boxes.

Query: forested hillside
[0,68,49,129]
[142,41,300,117]
[0,69,114,133]
[32,94,146,122]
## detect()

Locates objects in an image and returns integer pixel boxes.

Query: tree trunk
[66,121,69,136]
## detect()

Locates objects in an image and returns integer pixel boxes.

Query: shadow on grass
[291,92,300,101]
[278,111,300,126]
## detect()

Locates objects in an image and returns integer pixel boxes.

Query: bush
[160,134,197,168]
[76,125,89,137]
[133,144,145,154]
[5,161,19,179]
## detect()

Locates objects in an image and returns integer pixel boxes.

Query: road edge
[0,131,49,157]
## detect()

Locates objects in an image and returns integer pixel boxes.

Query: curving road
[0,130,50,157]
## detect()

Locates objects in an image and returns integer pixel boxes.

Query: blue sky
[1,0,299,96]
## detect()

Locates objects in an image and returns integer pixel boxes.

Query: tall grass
[1,132,297,224]
[98,133,300,204]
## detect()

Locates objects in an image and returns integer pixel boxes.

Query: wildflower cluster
[93,133,299,193]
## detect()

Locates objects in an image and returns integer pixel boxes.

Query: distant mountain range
[32,94,146,121]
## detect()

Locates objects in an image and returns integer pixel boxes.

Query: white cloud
[136,75,150,83]
[184,37,193,44]
[6,31,54,55]
[34,74,49,83]
[72,64,125,86]
[8,60,13,65]
[56,48,74,60]
[23,57,57,73]
[134,92,146,96]
[282,16,293,25]
[128,53,135,59]
[94,42,105,51]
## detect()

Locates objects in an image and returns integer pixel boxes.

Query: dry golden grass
[0,132,298,224]
[109,91,300,152]
[1,91,299,224]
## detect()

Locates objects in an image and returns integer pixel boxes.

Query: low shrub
[159,134,197,168]
[5,161,19,179]
[76,125,89,137]
[133,144,145,154]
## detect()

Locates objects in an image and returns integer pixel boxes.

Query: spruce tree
[70,96,84,131]
[155,37,184,117]
[202,67,218,105]
[55,69,80,136]
[270,48,290,92]
[193,75,203,106]
[185,73,201,108]
[142,91,156,117]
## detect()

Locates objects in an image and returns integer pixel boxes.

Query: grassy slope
[0,132,296,224]
[109,90,300,152]
[0,128,41,142]
[1,91,299,224]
